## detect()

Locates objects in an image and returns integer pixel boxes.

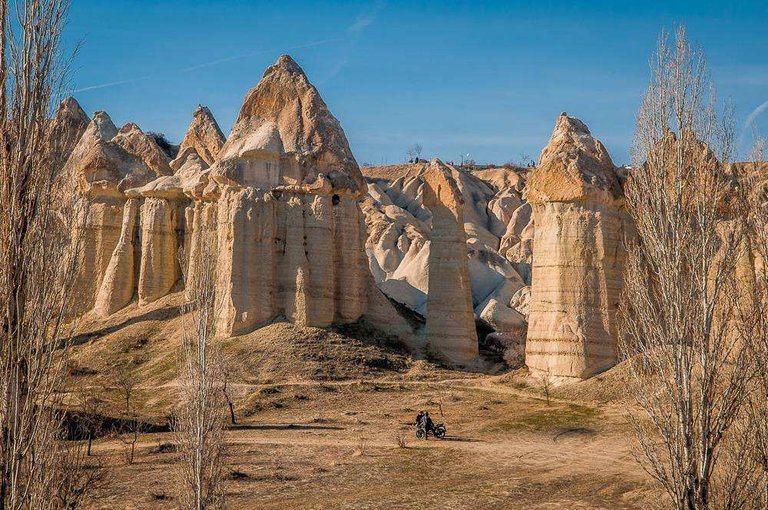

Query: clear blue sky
[64,0,768,166]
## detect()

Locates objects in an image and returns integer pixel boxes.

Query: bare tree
[112,367,141,465]
[74,388,106,456]
[0,1,93,508]
[114,365,136,415]
[405,143,423,163]
[174,236,227,509]
[619,26,757,509]
[221,371,237,426]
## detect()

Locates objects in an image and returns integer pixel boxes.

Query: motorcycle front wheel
[416,429,426,439]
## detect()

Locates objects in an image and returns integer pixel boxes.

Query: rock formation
[50,96,90,168]
[59,59,635,377]
[361,162,529,356]
[203,55,368,336]
[65,109,173,315]
[66,55,371,341]
[422,160,478,365]
[524,113,626,379]
[179,105,226,166]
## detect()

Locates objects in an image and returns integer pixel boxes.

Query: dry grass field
[65,294,658,509]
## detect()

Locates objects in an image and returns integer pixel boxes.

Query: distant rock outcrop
[361,162,529,360]
[179,105,226,166]
[524,113,626,379]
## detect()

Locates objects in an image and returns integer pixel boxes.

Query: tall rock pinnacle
[211,54,365,193]
[524,113,626,379]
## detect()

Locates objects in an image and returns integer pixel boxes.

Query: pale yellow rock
[184,201,218,301]
[138,198,180,304]
[304,194,335,326]
[179,105,226,166]
[66,112,174,315]
[524,113,626,379]
[333,196,369,322]
[361,164,528,336]
[70,199,125,315]
[93,199,140,316]
[422,159,478,365]
[67,56,382,344]
[280,195,311,323]
[215,189,276,336]
[50,97,89,169]
[210,55,365,193]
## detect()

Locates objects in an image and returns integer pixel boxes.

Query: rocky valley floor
[65,295,658,510]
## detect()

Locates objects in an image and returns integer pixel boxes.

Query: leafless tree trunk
[619,26,757,510]
[0,1,91,509]
[174,237,227,509]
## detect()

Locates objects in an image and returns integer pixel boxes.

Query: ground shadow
[552,427,596,442]
[228,423,346,431]
[66,304,186,347]
[428,436,482,443]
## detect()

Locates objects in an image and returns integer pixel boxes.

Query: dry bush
[619,26,760,509]
[538,368,553,406]
[394,433,408,449]
[74,387,107,456]
[353,438,368,457]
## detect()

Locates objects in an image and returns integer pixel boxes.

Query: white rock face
[361,163,531,337]
[66,110,173,315]
[137,198,180,304]
[524,113,626,379]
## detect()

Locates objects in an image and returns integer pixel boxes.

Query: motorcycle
[416,422,446,440]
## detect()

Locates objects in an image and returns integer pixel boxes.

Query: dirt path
[85,371,653,509]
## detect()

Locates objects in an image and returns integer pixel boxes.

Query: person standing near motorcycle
[415,410,425,428]
[423,411,435,439]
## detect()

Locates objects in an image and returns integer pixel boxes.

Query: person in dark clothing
[424,411,435,437]
[415,410,425,427]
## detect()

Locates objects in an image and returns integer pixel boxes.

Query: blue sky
[64,0,768,166]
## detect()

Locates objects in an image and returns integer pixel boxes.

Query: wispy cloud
[178,38,344,73]
[744,99,768,129]
[347,12,377,34]
[66,38,344,95]
[320,1,387,84]
[70,76,152,93]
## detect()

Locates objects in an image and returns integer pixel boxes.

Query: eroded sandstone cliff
[524,113,626,379]
[66,55,372,341]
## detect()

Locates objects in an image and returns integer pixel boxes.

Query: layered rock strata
[422,160,479,364]
[524,113,626,379]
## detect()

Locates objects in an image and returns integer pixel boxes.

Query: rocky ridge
[60,57,637,378]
